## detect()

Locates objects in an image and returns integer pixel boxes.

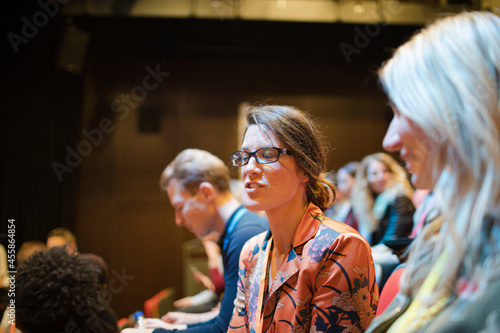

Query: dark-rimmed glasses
[230,147,292,167]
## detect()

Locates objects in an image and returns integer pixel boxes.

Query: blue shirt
[154,206,268,333]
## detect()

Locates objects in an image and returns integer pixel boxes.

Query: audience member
[327,161,360,230]
[46,227,78,253]
[367,11,500,332]
[409,190,438,239]
[0,245,6,289]
[17,240,47,264]
[322,170,338,217]
[0,288,8,333]
[227,105,378,332]
[0,241,47,333]
[411,189,431,210]
[350,152,415,288]
[16,246,118,333]
[351,152,415,246]
[173,238,224,314]
[80,252,120,332]
[150,148,268,332]
[80,253,109,285]
[173,180,242,315]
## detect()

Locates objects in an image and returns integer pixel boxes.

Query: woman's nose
[383,117,402,153]
[243,156,262,173]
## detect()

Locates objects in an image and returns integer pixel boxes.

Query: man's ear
[197,182,216,202]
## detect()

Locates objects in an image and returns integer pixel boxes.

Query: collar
[290,202,325,249]
[218,199,241,224]
[262,202,324,251]
[218,204,248,252]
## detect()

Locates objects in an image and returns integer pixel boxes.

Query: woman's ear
[300,171,310,183]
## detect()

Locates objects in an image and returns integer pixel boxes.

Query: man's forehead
[166,178,191,204]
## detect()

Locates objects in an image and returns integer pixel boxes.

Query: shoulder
[321,216,359,234]
[235,211,268,231]
[240,210,267,223]
[391,194,415,212]
[317,217,371,250]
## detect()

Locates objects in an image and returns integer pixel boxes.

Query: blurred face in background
[336,168,355,199]
[46,237,77,254]
[166,178,213,239]
[367,160,392,195]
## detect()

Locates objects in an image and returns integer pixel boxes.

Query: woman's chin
[242,197,265,212]
[411,173,433,190]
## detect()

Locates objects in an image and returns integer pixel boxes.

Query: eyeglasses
[230,147,293,167]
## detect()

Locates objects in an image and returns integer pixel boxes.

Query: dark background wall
[3,2,420,318]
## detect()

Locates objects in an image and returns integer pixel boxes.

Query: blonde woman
[351,152,415,246]
[367,11,500,332]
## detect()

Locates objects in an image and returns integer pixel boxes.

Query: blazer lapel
[268,203,323,296]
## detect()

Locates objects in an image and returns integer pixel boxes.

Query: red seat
[144,287,175,318]
[376,266,405,316]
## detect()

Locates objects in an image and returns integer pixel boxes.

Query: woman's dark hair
[16,247,104,333]
[246,105,335,210]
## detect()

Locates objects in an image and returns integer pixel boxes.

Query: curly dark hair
[16,247,104,333]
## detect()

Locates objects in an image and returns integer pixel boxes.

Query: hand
[161,311,201,325]
[162,311,186,324]
[173,296,193,308]
[202,239,220,257]
[192,269,215,291]
[141,318,188,330]
[202,239,222,269]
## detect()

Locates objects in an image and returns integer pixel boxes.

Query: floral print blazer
[228,203,379,333]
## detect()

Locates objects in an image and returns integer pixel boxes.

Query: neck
[216,193,241,228]
[267,194,309,255]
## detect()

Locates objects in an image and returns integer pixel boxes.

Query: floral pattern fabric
[228,203,379,333]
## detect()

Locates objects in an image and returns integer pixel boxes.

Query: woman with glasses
[367,11,500,333]
[227,105,379,333]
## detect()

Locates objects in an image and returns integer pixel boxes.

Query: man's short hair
[159,148,231,194]
[17,240,47,265]
[47,227,77,246]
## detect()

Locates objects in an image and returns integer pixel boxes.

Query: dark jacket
[371,194,415,246]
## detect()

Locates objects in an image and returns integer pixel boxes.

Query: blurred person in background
[46,227,78,253]
[351,152,415,246]
[325,161,360,230]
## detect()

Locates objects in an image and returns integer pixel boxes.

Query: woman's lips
[244,182,265,195]
[245,181,264,188]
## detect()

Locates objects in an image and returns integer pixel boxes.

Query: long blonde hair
[351,152,414,233]
[379,11,500,303]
